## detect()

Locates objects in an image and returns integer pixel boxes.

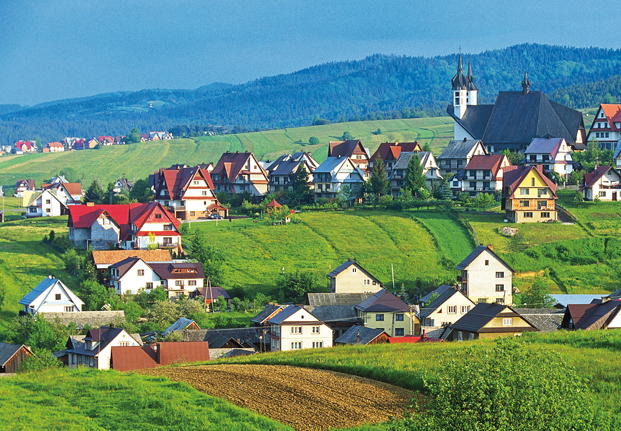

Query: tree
[147,232,158,250]
[395,338,598,431]
[422,142,432,152]
[337,184,357,207]
[59,167,78,183]
[404,154,426,196]
[18,348,62,373]
[500,149,525,165]
[277,271,321,302]
[147,300,180,326]
[440,176,453,201]
[128,178,153,203]
[185,234,224,286]
[124,127,141,144]
[308,136,320,146]
[368,157,391,196]
[342,131,354,140]
[213,296,227,312]
[520,277,555,308]
[290,164,313,205]
[83,179,106,204]
[81,279,116,311]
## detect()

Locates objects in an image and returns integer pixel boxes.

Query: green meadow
[0,117,453,191]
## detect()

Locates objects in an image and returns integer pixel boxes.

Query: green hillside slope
[0,117,453,190]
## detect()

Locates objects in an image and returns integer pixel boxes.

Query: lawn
[0,117,453,192]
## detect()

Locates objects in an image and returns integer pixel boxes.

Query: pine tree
[404,154,426,195]
[83,179,106,204]
[368,157,391,196]
[441,176,453,200]
[291,163,312,205]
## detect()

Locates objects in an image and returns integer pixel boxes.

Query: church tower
[451,54,468,119]
[466,62,478,105]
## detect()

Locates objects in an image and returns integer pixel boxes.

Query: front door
[613,192,617,201]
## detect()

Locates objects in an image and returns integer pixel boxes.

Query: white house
[586,104,621,150]
[18,276,84,315]
[420,285,476,328]
[65,327,142,370]
[211,152,270,196]
[25,189,67,218]
[456,245,514,305]
[524,138,574,179]
[580,166,621,201]
[267,305,333,352]
[313,157,365,201]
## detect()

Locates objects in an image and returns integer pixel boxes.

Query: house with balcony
[68,202,181,251]
[580,165,621,201]
[369,141,422,175]
[456,245,514,305]
[211,151,269,196]
[524,138,574,179]
[25,188,68,217]
[354,289,418,337]
[267,305,333,352]
[501,165,558,223]
[586,104,621,150]
[152,164,226,220]
[458,154,512,196]
[328,140,371,178]
[313,157,365,201]
[437,139,488,177]
[388,151,443,196]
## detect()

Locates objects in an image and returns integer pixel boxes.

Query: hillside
[0,117,453,191]
[1,44,621,144]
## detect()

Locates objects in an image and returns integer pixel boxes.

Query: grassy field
[187,210,475,298]
[0,117,453,192]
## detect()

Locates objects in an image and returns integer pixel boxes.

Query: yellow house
[354,289,419,337]
[502,165,557,223]
[327,260,383,294]
[448,303,539,341]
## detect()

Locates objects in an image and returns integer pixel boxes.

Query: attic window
[193,180,199,185]
[485,260,489,266]
[55,294,61,300]
[155,213,162,219]
[352,267,357,273]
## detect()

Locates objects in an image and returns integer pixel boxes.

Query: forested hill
[2,43,621,145]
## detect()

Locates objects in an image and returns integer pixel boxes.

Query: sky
[0,0,619,106]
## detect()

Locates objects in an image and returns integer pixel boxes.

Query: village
[2,56,621,376]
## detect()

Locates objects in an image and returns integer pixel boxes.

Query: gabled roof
[251,304,287,324]
[92,249,171,266]
[303,305,358,323]
[599,104,621,132]
[156,166,215,200]
[335,326,386,345]
[179,327,262,348]
[211,152,267,184]
[420,285,453,304]
[438,139,487,160]
[582,166,620,189]
[0,342,32,367]
[162,317,199,336]
[328,140,366,158]
[16,179,36,190]
[564,300,621,330]
[148,262,204,280]
[464,155,510,177]
[266,305,305,324]
[370,142,421,162]
[110,257,143,278]
[196,286,230,301]
[67,327,127,357]
[447,106,495,140]
[307,293,372,306]
[502,165,558,199]
[451,303,538,333]
[524,138,564,156]
[420,287,474,318]
[515,308,563,332]
[313,157,365,181]
[456,245,514,272]
[327,260,382,286]
[266,199,282,208]
[18,277,84,310]
[355,289,409,313]
[111,342,210,371]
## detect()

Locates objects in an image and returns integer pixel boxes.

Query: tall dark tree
[129,178,153,203]
[290,163,313,205]
[186,233,224,286]
[83,179,106,204]
[368,157,391,196]
[404,154,426,195]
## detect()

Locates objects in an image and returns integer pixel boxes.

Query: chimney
[487,244,494,252]
[422,329,426,338]
[463,137,467,142]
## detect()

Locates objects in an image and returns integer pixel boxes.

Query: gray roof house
[313,156,365,201]
[437,139,488,176]
[335,325,388,345]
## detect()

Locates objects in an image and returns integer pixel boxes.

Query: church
[447,55,587,154]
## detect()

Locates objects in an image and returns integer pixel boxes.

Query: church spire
[467,62,477,91]
[522,72,531,95]
[451,54,468,90]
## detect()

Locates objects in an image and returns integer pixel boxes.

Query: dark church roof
[451,54,468,90]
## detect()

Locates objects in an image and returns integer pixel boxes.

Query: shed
[0,342,34,373]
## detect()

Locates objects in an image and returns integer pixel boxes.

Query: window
[119,341,129,347]
[496,298,504,304]
[312,341,323,348]
[503,318,513,326]
[458,331,463,341]
[599,191,606,197]
[46,199,51,204]
[352,267,357,273]
[376,314,384,322]
[520,188,529,195]
[448,306,457,314]
[175,280,183,286]
[395,314,404,321]
[485,259,489,266]
[312,326,320,334]
[291,326,302,334]
[461,305,470,314]
[202,190,207,196]
[495,284,504,292]
[193,180,199,185]
[29,207,37,213]
[496,272,504,278]
[520,200,529,207]
[395,328,405,336]
[65,306,73,312]
[469,333,475,340]
[469,181,476,188]
[163,224,173,230]
[453,181,459,186]
[188,280,197,286]
[531,178,535,186]
[146,282,153,289]
[363,279,370,285]
[542,212,550,218]
[137,269,144,276]
[45,208,51,213]
[155,213,162,219]
[55,294,61,300]
[524,212,533,218]
[291,342,302,350]
[163,237,172,245]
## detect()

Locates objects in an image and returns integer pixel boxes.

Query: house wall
[69,227,91,249]
[504,170,557,223]
[607,310,621,329]
[357,310,417,337]
[2,347,32,373]
[269,309,333,352]
[113,261,161,295]
[461,249,513,305]
[421,295,474,327]
[28,192,64,217]
[90,215,121,249]
[583,170,621,201]
[68,331,140,370]
[165,277,203,298]
[331,266,382,294]
[26,283,82,315]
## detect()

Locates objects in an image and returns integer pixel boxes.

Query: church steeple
[451,54,468,90]
[467,62,477,91]
[522,72,531,95]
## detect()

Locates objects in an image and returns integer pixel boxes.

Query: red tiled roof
[329,140,366,158]
[266,199,281,208]
[111,345,158,371]
[15,141,33,150]
[157,166,215,200]
[371,142,422,162]
[48,141,64,148]
[582,166,617,189]
[464,155,510,177]
[45,182,83,197]
[600,104,621,131]
[92,249,171,266]
[158,341,210,365]
[135,231,181,237]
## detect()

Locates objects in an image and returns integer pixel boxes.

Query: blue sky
[0,0,618,105]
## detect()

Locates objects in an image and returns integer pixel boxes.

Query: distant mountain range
[2,43,621,146]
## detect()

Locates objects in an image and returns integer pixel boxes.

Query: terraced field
[139,364,415,431]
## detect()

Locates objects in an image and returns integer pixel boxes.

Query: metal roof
[335,325,386,345]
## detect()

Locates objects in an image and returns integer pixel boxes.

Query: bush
[395,338,599,431]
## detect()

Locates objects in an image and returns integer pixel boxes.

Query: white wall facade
[270,308,333,352]
[461,249,513,305]
[111,261,161,295]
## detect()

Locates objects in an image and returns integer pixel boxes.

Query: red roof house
[111,341,210,371]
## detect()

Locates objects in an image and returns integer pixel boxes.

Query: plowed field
[139,364,416,430]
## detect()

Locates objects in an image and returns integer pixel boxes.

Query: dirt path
[139,364,416,431]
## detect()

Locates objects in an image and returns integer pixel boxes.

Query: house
[524,138,574,179]
[161,317,200,337]
[369,141,422,174]
[328,140,370,177]
[437,139,488,177]
[111,341,210,371]
[387,334,443,343]
[501,165,558,223]
[67,202,181,251]
[388,151,443,196]
[196,286,231,308]
[419,284,453,307]
[109,257,204,297]
[458,154,512,196]
[334,326,389,345]
[550,294,606,308]
[152,164,226,220]
[47,142,65,152]
[267,158,316,194]
[14,179,35,197]
[447,55,586,153]
[267,305,333,352]
[420,285,476,328]
[39,310,125,330]
[112,178,133,194]
[447,303,539,341]
[98,136,114,146]
[178,327,267,355]
[91,249,171,272]
[86,138,99,149]
[41,182,84,205]
[25,188,68,217]
[18,276,84,316]
[306,293,372,306]
[211,151,269,196]
[0,343,34,373]
[580,166,621,201]
[514,308,564,332]
[586,104,621,150]
[14,140,37,153]
[560,299,621,330]
[327,259,383,294]
[303,305,360,341]
[251,304,287,327]
[313,157,365,201]
[65,327,142,370]
[456,245,514,305]
[354,289,418,337]
[149,131,173,141]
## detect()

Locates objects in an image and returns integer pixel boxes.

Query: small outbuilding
[0,342,34,373]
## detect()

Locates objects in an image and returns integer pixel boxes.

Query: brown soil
[139,364,416,431]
